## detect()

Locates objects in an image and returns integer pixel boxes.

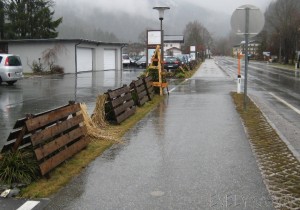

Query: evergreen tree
[0,1,4,39]
[4,0,62,39]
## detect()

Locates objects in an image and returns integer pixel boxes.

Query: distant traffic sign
[231,4,265,38]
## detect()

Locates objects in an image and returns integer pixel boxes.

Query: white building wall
[164,43,181,52]
[8,42,76,74]
[7,41,123,74]
[95,47,104,70]
[103,45,122,70]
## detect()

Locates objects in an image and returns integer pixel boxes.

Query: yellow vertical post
[158,45,163,96]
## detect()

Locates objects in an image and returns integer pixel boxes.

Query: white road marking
[169,79,189,93]
[169,87,176,93]
[269,92,300,115]
[17,201,40,210]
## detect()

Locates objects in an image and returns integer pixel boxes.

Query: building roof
[0,38,127,46]
[164,35,184,43]
[166,47,182,51]
[240,40,260,45]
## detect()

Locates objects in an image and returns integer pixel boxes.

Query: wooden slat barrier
[1,104,70,153]
[130,78,148,106]
[0,120,31,153]
[143,76,155,100]
[27,103,88,176]
[130,76,155,106]
[105,85,136,124]
[1,102,89,176]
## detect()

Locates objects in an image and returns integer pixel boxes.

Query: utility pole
[244,7,249,110]
[231,4,264,110]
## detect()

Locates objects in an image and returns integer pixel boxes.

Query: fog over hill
[54,0,231,42]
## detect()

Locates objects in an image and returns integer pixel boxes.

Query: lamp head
[153,6,170,20]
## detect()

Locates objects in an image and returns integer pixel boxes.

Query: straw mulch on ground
[80,94,121,143]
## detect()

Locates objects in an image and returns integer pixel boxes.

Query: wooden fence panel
[13,104,69,129]
[34,126,86,161]
[38,137,89,176]
[107,86,130,99]
[130,77,151,106]
[30,114,84,147]
[1,115,32,153]
[110,93,132,108]
[115,107,136,123]
[28,103,88,176]
[143,76,155,100]
[105,85,136,124]
[25,104,81,132]
[0,102,89,176]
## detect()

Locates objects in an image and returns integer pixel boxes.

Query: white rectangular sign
[190,52,196,60]
[190,46,196,52]
[148,31,161,45]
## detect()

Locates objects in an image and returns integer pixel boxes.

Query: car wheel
[0,77,2,85]
[7,81,16,85]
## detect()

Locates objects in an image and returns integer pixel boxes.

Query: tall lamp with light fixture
[153,6,170,72]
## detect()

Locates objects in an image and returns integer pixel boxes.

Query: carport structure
[0,39,126,73]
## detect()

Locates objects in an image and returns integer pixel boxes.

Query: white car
[122,54,130,67]
[0,54,23,85]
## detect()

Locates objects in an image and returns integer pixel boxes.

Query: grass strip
[231,93,300,209]
[269,63,297,71]
[20,96,164,198]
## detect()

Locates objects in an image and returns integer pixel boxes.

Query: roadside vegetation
[269,63,299,71]
[9,95,163,198]
[232,93,300,209]
[164,60,201,79]
[28,44,65,75]
[142,59,201,80]
[0,150,38,186]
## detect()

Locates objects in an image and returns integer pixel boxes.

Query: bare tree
[265,0,300,64]
[212,37,232,56]
[182,21,213,56]
[42,44,65,73]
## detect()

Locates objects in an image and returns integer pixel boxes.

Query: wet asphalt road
[0,69,143,150]
[0,68,145,210]
[44,60,274,209]
[215,57,300,160]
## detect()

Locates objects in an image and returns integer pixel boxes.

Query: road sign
[231,5,265,110]
[231,5,264,37]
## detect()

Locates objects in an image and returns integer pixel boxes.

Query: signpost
[147,30,162,66]
[231,5,265,109]
[190,46,196,61]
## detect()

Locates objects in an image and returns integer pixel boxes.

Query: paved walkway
[45,59,274,209]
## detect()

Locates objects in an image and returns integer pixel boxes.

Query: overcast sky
[58,0,274,17]
[184,0,273,14]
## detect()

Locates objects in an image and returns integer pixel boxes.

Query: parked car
[176,54,189,65]
[0,54,23,85]
[129,57,136,66]
[164,56,181,71]
[182,54,192,63]
[122,54,131,67]
[136,56,147,68]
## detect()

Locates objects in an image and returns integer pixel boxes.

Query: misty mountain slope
[54,0,231,42]
[166,2,231,37]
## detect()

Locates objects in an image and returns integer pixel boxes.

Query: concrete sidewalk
[45,59,274,209]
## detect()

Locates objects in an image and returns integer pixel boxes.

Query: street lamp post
[153,6,170,72]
